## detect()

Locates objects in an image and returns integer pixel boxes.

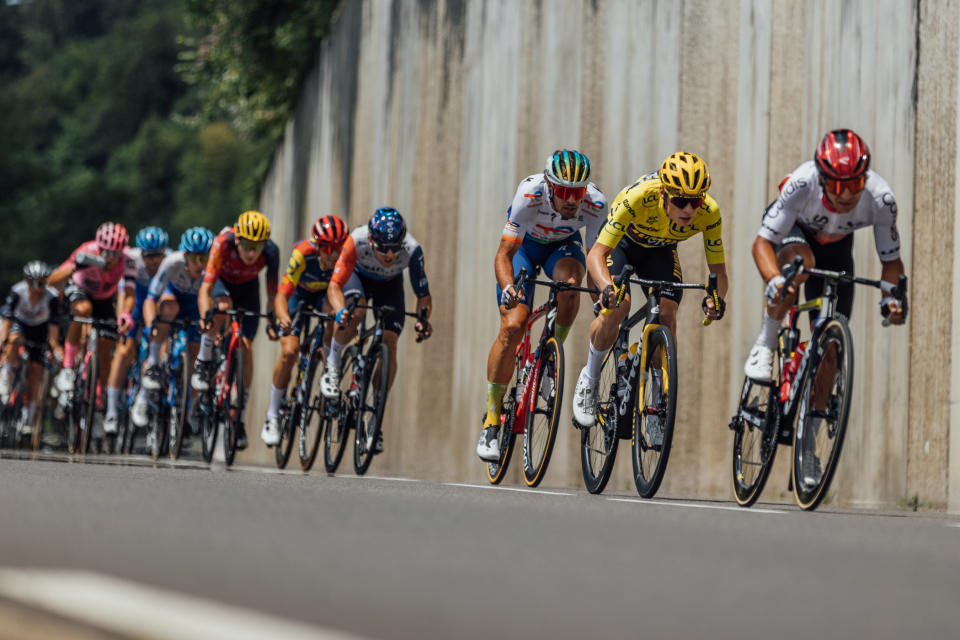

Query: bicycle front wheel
[222,348,244,467]
[522,337,564,487]
[580,349,622,494]
[631,325,678,498]
[169,359,189,460]
[323,347,356,472]
[731,375,780,507]
[792,318,854,510]
[294,349,324,471]
[353,344,389,475]
[78,352,98,455]
[486,360,521,486]
[31,368,51,452]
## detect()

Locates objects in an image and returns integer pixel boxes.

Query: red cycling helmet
[814,129,870,180]
[312,215,349,250]
[95,222,129,252]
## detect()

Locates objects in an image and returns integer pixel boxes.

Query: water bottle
[779,341,806,403]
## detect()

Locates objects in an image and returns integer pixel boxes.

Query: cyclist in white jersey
[0,261,63,428]
[130,228,214,429]
[476,149,606,461]
[744,128,907,385]
[104,227,169,434]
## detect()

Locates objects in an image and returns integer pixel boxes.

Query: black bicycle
[730,256,907,510]
[580,265,720,497]
[0,338,55,450]
[68,316,119,455]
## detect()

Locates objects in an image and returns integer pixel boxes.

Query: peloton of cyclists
[0,261,63,431]
[571,151,729,444]
[193,210,280,451]
[321,207,432,454]
[260,215,350,447]
[476,149,606,462]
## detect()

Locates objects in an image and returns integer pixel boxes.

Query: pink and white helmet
[95,222,129,252]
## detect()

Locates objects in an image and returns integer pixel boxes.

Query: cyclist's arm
[48,321,61,358]
[198,280,215,321]
[751,235,781,284]
[47,263,75,289]
[273,290,291,327]
[708,262,729,299]
[264,240,280,300]
[0,317,9,346]
[142,297,157,329]
[880,257,906,325]
[328,235,357,315]
[494,238,521,292]
[585,242,615,291]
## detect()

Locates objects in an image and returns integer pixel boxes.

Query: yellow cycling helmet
[659,151,711,197]
[235,210,271,242]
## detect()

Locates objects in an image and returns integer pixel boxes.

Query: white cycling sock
[26,401,37,425]
[198,335,215,361]
[755,311,781,350]
[267,385,284,419]
[584,341,608,382]
[326,338,346,368]
[147,340,162,367]
[106,386,121,420]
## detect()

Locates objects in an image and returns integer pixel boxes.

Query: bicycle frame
[507,285,561,436]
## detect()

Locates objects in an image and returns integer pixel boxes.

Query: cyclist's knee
[72,300,93,317]
[158,299,178,320]
[659,300,679,334]
[279,339,298,364]
[499,312,526,346]
[215,296,232,311]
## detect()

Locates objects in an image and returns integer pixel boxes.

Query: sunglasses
[27,278,45,288]
[317,244,340,256]
[185,252,208,264]
[551,184,587,201]
[100,250,121,260]
[821,174,867,196]
[667,193,704,210]
[143,250,165,259]
[372,242,401,255]
[238,239,265,253]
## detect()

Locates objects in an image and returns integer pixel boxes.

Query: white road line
[607,497,786,514]
[0,568,367,640]
[335,474,421,482]
[947,522,960,528]
[443,482,573,496]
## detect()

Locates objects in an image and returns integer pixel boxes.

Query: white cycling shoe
[55,368,76,396]
[131,394,150,428]
[261,417,280,447]
[103,415,119,435]
[476,425,500,462]
[319,364,340,400]
[572,368,598,428]
[744,344,775,382]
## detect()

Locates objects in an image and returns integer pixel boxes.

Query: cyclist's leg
[585,240,633,372]
[63,284,93,371]
[107,290,142,421]
[198,279,232,363]
[365,275,405,392]
[21,323,46,420]
[267,289,314,425]
[326,272,365,372]
[545,233,586,343]
[0,325,24,401]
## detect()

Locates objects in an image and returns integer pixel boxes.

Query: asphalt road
[0,454,957,640]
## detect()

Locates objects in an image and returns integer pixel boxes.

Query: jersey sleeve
[58,244,83,273]
[1,289,17,319]
[264,240,280,296]
[203,232,227,284]
[406,237,430,297]
[501,180,539,245]
[330,235,357,288]
[279,243,309,297]
[147,255,174,301]
[595,183,637,249]
[758,173,804,244]
[48,290,65,324]
[872,189,902,261]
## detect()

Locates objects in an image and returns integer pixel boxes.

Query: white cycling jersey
[123,247,171,292]
[147,251,203,299]
[501,174,606,247]
[2,281,60,327]
[758,161,901,261]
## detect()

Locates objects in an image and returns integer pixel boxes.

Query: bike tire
[631,325,678,498]
[31,368,50,452]
[522,336,564,487]
[353,344,389,475]
[731,375,780,507]
[222,348,243,467]
[792,317,854,510]
[199,383,217,463]
[78,351,98,455]
[580,348,622,494]
[295,349,324,471]
[323,347,356,472]
[169,358,189,460]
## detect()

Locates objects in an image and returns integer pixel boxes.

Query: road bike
[195,308,273,466]
[0,339,55,450]
[580,265,719,497]
[485,267,595,487]
[729,256,908,510]
[67,317,118,455]
[141,317,196,461]
[116,327,149,455]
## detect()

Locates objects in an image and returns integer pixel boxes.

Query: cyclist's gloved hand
[335,307,351,327]
[200,309,214,333]
[764,275,786,305]
[117,310,135,334]
[500,284,522,309]
[879,280,908,326]
[149,320,159,338]
[601,284,620,310]
[415,319,432,342]
[701,295,726,321]
[277,315,292,336]
[265,313,279,341]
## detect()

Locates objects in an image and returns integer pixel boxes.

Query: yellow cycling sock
[484,382,507,428]
[555,324,571,343]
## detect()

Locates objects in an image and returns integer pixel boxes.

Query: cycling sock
[484,382,507,428]
[327,338,346,368]
[0,364,11,387]
[64,342,79,370]
[267,385,284,419]
[106,386,121,420]
[147,340,162,367]
[198,335,214,361]
[26,401,36,425]
[756,311,780,350]
[555,324,571,344]
[585,341,607,382]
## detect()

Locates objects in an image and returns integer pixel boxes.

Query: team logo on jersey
[523,191,543,207]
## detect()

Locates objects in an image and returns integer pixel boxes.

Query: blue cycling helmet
[135,226,168,252]
[368,207,406,251]
[179,227,215,254]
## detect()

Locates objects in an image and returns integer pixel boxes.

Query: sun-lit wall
[244,0,960,512]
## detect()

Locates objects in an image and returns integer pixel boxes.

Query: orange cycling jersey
[278,239,335,297]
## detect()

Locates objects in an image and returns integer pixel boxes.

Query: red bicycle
[195,308,272,466]
[485,267,595,487]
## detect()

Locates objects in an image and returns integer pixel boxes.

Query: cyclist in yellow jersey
[571,151,729,431]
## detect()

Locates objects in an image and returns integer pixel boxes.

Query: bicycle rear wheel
[323,347,356,472]
[580,348,622,494]
[295,350,324,471]
[353,344,389,475]
[792,318,853,510]
[31,368,51,452]
[631,325,678,498]
[731,375,780,507]
[522,337,564,487]
[222,348,244,466]
[168,358,189,460]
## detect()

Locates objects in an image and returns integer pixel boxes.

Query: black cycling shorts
[607,238,684,305]
[212,278,261,340]
[341,272,406,334]
[8,320,49,363]
[64,283,117,340]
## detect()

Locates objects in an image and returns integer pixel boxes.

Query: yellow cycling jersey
[596,173,726,265]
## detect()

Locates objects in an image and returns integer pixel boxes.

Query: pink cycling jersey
[59,241,135,300]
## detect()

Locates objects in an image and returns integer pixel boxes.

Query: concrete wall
[241,0,959,512]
